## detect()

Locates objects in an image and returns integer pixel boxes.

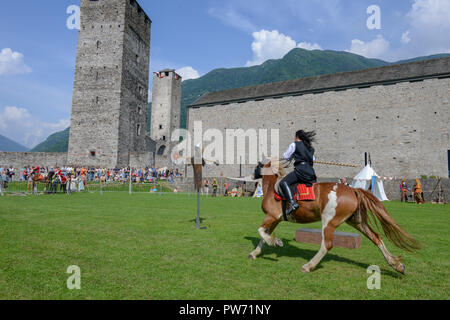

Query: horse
[31,173,50,193]
[249,158,421,274]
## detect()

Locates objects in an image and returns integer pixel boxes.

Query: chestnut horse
[249,159,421,274]
[31,173,50,192]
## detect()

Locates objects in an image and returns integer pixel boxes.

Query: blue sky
[0,0,449,148]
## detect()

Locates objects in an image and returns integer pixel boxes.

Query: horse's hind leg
[346,216,405,274]
[301,223,336,273]
[249,216,282,260]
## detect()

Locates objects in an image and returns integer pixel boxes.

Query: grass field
[3,180,173,194]
[0,192,448,300]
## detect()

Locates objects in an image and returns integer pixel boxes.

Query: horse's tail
[354,188,421,252]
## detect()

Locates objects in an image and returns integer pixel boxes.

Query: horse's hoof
[301,265,311,273]
[397,264,405,275]
[266,240,275,247]
[248,254,256,260]
[275,238,284,247]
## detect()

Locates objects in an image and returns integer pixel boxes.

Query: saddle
[274,180,316,202]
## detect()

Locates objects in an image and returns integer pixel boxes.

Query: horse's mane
[268,157,290,179]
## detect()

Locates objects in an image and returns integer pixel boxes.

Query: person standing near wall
[27,172,34,194]
[60,172,67,194]
[203,179,210,197]
[400,178,409,202]
[414,178,425,204]
[0,167,4,196]
[224,182,230,196]
[212,178,218,198]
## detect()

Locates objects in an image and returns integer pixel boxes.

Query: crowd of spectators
[0,165,182,194]
[202,178,250,197]
[0,166,182,183]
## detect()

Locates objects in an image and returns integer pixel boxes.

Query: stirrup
[286,201,299,217]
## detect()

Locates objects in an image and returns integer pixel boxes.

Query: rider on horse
[280,130,318,219]
[32,166,40,176]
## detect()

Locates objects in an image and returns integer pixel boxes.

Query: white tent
[351,165,389,201]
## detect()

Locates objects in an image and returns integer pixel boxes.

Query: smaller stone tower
[150,69,182,160]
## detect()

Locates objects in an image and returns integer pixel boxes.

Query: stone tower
[150,69,182,158]
[67,0,151,168]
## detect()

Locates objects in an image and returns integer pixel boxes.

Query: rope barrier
[313,161,359,168]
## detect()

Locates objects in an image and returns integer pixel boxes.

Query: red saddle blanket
[275,184,316,201]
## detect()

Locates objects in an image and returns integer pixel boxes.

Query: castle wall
[187,77,450,179]
[0,152,68,168]
[172,176,450,202]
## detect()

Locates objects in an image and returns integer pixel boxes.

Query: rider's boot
[280,181,299,218]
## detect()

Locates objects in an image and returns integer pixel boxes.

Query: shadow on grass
[245,236,402,278]
[188,217,207,224]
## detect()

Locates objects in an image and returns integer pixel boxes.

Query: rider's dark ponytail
[296,130,316,151]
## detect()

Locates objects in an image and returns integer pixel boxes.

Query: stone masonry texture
[187,73,449,180]
[67,0,151,168]
[150,69,182,167]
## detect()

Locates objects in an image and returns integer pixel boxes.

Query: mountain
[393,53,450,65]
[34,49,450,152]
[0,134,29,152]
[179,49,389,128]
[31,127,70,152]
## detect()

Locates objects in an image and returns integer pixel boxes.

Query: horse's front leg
[249,215,283,260]
[301,189,340,273]
[248,239,264,260]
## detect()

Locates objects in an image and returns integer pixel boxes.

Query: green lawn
[3,181,173,193]
[0,193,448,300]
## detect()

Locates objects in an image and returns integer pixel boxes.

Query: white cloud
[347,35,390,59]
[0,106,69,148]
[408,0,450,30]
[0,48,32,75]
[208,7,257,34]
[175,66,200,81]
[400,0,450,56]
[246,29,322,66]
[401,31,411,44]
[297,42,323,51]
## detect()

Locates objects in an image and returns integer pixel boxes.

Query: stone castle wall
[1,151,157,170]
[161,176,450,202]
[0,152,68,168]
[186,77,450,179]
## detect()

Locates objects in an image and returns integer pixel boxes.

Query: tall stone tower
[68,0,151,168]
[150,69,182,158]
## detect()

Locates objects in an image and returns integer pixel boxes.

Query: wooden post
[239,156,242,178]
[196,189,200,229]
[428,178,441,201]
[389,178,396,200]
